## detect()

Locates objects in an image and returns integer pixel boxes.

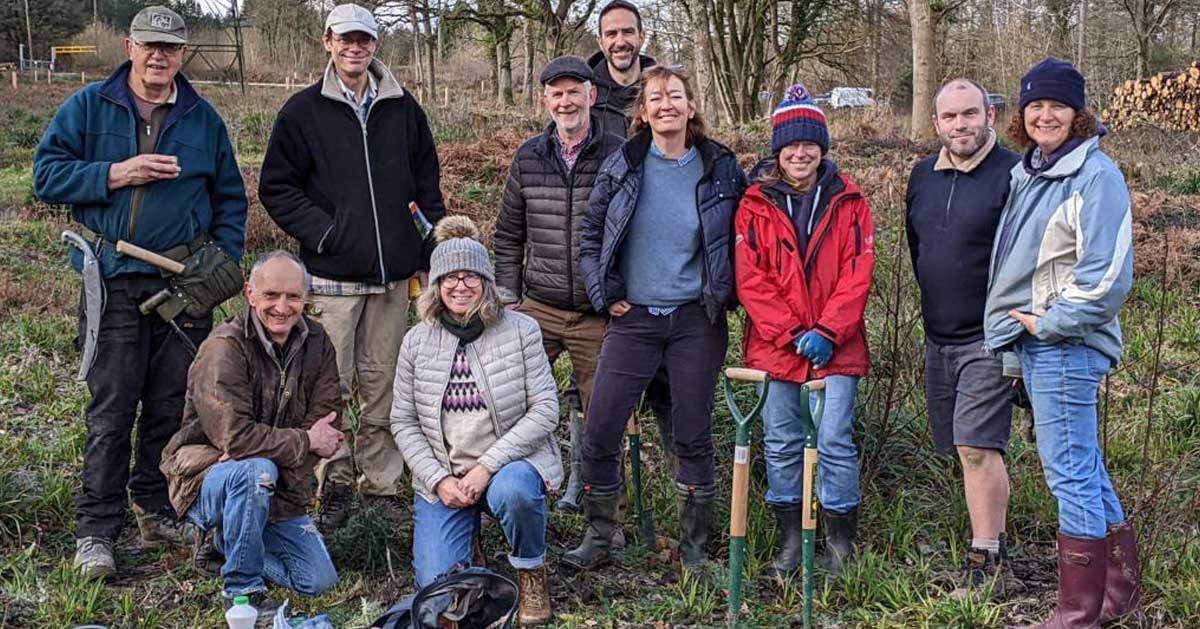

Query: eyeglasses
[133,40,184,56]
[334,34,376,48]
[442,273,482,289]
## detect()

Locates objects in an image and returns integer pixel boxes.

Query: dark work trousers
[581,303,727,487]
[75,275,211,540]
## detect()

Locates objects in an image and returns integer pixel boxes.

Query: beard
[944,127,989,158]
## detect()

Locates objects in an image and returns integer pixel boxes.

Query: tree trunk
[409,0,425,99]
[423,4,437,93]
[910,0,936,141]
[523,17,534,107]
[497,36,514,106]
[689,3,719,127]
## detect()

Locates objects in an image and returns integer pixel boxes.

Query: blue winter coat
[984,136,1133,364]
[579,130,747,323]
[33,62,246,278]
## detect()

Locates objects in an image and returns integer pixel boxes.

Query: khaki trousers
[311,284,409,496]
[516,297,606,415]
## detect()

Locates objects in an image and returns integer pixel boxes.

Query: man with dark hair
[161,252,343,619]
[587,0,656,138]
[493,56,625,513]
[33,5,247,579]
[906,78,1021,597]
[259,3,446,529]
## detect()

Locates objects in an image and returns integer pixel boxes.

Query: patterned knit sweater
[440,344,497,475]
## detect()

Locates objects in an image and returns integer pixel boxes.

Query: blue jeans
[188,458,338,597]
[412,461,548,587]
[1015,338,1125,539]
[759,376,861,513]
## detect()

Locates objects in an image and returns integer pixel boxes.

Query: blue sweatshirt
[618,142,705,307]
[906,136,1019,345]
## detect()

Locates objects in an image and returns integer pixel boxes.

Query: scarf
[439,310,485,344]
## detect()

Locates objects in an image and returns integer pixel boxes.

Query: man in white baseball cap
[260,3,446,530]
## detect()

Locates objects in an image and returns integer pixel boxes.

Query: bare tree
[1119,0,1183,78]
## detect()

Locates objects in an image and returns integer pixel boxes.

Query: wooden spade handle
[116,240,185,274]
[625,413,639,435]
[725,367,768,383]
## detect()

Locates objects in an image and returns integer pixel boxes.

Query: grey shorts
[924,339,1012,455]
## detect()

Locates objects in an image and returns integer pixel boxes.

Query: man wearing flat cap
[33,5,247,579]
[259,3,446,530]
[492,56,625,513]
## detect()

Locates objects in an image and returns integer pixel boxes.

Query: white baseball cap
[325,3,378,40]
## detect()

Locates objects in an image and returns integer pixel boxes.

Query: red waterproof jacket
[734,173,875,384]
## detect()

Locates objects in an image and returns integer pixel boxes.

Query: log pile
[1103,62,1200,132]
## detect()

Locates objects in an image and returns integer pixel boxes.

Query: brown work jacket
[160,310,343,522]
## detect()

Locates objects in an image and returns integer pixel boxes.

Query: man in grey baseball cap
[33,3,247,580]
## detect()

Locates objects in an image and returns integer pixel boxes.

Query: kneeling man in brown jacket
[161,251,345,619]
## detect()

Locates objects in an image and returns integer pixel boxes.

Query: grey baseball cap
[326,3,379,39]
[130,6,187,45]
[540,56,594,86]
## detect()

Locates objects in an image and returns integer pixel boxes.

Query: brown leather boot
[517,565,552,626]
[1012,533,1106,629]
[1099,522,1143,624]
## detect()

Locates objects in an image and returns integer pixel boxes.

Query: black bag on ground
[370,563,518,629]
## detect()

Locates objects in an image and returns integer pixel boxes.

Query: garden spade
[798,378,826,629]
[721,367,770,628]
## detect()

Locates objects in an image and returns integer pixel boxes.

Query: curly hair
[628,65,709,143]
[1006,106,1101,148]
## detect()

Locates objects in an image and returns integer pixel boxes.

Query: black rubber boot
[561,484,622,571]
[764,504,803,578]
[820,507,858,577]
[554,407,585,512]
[676,483,717,569]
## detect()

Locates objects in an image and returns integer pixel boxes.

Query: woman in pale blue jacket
[984,58,1141,628]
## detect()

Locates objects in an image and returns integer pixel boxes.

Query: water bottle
[225,595,258,629]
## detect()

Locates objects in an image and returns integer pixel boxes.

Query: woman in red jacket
[734,84,875,578]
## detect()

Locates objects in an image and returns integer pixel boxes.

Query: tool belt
[148,235,244,320]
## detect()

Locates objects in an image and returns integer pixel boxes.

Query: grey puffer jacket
[493,115,625,311]
[389,310,562,501]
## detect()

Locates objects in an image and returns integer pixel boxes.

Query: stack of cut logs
[1103,62,1200,132]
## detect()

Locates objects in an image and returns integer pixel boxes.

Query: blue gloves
[794,330,834,368]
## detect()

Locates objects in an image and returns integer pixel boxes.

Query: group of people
[32,1,1143,627]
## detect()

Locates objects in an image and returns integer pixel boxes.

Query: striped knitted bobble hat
[771,83,829,154]
[429,216,494,285]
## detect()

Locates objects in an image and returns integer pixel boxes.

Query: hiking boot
[555,407,585,513]
[194,524,225,577]
[517,565,552,626]
[133,502,197,546]
[73,536,115,579]
[953,535,1018,600]
[315,482,353,532]
[224,590,281,627]
[1099,522,1143,624]
[1011,533,1106,629]
[676,483,716,570]
[561,484,622,571]
[763,504,802,579]
[820,507,857,577]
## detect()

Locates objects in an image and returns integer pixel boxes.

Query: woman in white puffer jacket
[389,216,561,626]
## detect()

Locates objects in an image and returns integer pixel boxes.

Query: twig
[1135,231,1169,504]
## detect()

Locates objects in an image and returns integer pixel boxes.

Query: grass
[0,84,1197,627]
